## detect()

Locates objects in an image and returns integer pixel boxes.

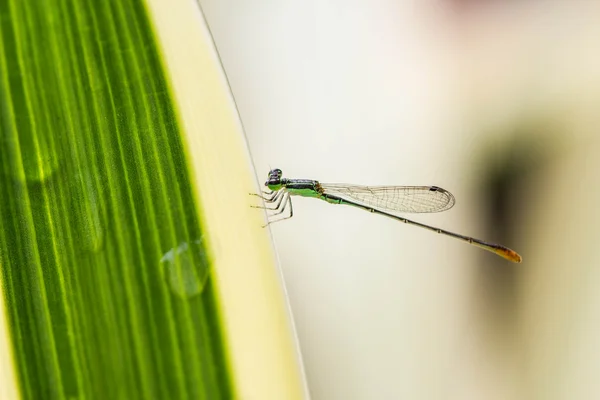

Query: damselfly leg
[250,189,294,226]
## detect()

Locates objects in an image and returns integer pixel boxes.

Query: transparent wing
[320,183,456,213]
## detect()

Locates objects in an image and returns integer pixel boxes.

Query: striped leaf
[0,0,232,398]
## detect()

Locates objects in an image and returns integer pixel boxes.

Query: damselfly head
[265,168,283,190]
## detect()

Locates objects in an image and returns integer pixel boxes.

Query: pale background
[199,1,600,399]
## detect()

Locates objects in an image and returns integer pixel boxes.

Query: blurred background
[199,1,600,399]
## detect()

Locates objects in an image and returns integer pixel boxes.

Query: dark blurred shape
[474,123,558,341]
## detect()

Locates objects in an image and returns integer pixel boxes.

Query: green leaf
[0,0,233,398]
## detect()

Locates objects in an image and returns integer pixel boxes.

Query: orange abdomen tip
[497,247,522,263]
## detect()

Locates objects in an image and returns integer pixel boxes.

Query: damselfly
[252,168,522,263]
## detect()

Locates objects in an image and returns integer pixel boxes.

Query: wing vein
[320,183,455,214]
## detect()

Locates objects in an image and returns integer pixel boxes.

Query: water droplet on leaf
[161,238,209,298]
